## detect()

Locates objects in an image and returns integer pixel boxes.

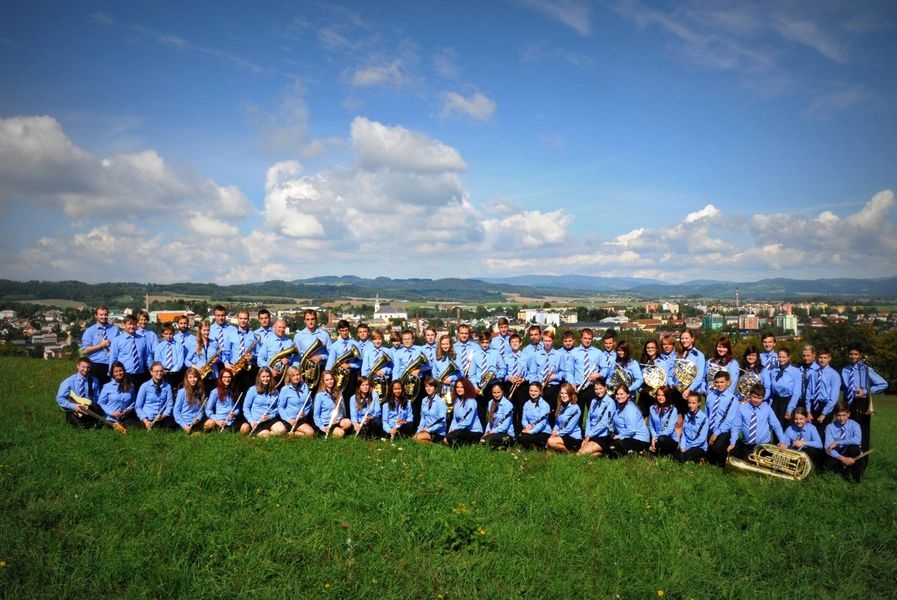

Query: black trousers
[708,432,732,467]
[825,444,863,482]
[652,435,679,457]
[517,431,550,450]
[88,361,112,387]
[678,447,706,463]
[608,437,649,458]
[446,429,481,447]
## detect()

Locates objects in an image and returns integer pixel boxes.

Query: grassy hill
[1,357,895,598]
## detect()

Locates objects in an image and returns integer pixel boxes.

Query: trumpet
[576,367,596,392]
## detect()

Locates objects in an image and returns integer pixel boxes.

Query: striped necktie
[130,336,140,372]
[462,347,471,374]
[216,328,224,350]
[239,333,245,357]
[512,354,519,377]
[847,367,856,402]
[748,407,758,443]
[541,353,549,379]
[78,377,86,398]
[710,399,720,432]
[165,343,174,370]
[838,425,846,443]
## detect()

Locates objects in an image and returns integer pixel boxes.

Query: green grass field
[1,357,895,599]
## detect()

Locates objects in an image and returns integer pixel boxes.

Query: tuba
[369,351,391,398]
[736,370,762,398]
[333,345,361,390]
[726,444,813,481]
[268,344,298,387]
[299,338,324,389]
[705,361,728,387]
[400,352,428,399]
[673,358,698,393]
[642,364,667,396]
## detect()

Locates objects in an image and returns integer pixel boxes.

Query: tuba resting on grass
[726,444,813,481]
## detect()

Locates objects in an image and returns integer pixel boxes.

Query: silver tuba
[726,444,813,481]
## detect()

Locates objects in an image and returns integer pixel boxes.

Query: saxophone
[199,347,222,379]
[232,336,262,375]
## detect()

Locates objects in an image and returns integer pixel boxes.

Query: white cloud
[517,0,592,36]
[350,116,467,172]
[350,61,409,87]
[440,91,497,122]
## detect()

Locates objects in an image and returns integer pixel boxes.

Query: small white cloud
[350,116,467,172]
[517,0,592,36]
[440,91,497,122]
[350,61,408,87]
[684,204,721,223]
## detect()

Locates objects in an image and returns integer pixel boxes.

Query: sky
[1,0,896,285]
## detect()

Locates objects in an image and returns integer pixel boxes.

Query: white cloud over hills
[0,114,894,285]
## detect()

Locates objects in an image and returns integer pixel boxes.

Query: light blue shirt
[56,372,99,411]
[522,398,551,435]
[153,339,185,372]
[612,401,650,442]
[173,388,205,428]
[781,423,823,451]
[730,402,785,446]
[484,397,515,437]
[135,380,174,421]
[97,379,135,420]
[313,390,344,431]
[649,405,679,440]
[552,402,582,439]
[205,388,240,425]
[108,332,150,375]
[349,392,382,426]
[278,382,312,422]
[244,388,279,424]
[417,394,447,435]
[585,395,615,439]
[824,419,862,459]
[679,409,708,451]
[81,322,119,365]
[382,399,414,431]
[450,397,482,433]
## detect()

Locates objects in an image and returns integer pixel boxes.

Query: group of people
[58,305,886,481]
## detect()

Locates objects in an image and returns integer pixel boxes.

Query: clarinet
[290,390,313,434]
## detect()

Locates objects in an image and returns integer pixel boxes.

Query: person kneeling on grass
[578,378,614,458]
[313,370,353,438]
[240,367,281,437]
[546,383,582,453]
[608,384,650,457]
[136,362,176,430]
[824,402,864,483]
[56,356,102,429]
[98,361,137,429]
[173,367,206,434]
[414,378,447,445]
[445,378,482,447]
[677,392,708,463]
[480,382,515,449]
[383,380,415,440]
[518,382,552,450]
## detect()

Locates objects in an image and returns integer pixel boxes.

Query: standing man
[572,328,602,415]
[136,310,159,355]
[293,309,331,387]
[108,314,150,388]
[810,348,841,435]
[255,309,273,347]
[770,348,801,428]
[258,319,296,378]
[419,326,438,383]
[841,343,887,460]
[598,330,618,382]
[520,325,542,374]
[225,309,259,394]
[209,305,233,357]
[153,324,185,390]
[174,315,197,358]
[786,345,819,421]
[760,334,778,371]
[81,305,119,386]
[529,329,561,412]
[453,324,478,381]
[490,317,512,362]
[328,320,361,402]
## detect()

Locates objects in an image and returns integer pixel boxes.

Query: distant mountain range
[2,274,897,306]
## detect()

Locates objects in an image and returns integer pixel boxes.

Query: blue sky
[1,0,895,284]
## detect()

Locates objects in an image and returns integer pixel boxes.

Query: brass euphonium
[268,343,298,387]
[299,338,324,389]
[368,351,391,398]
[726,444,813,481]
[401,352,428,399]
[437,360,461,416]
[333,345,361,390]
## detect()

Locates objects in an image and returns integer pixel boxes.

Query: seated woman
[275,366,314,438]
[648,386,679,457]
[578,377,615,457]
[414,378,447,444]
[313,370,352,438]
[780,406,824,471]
[481,382,515,449]
[518,382,552,450]
[98,360,137,429]
[349,376,383,439]
[239,367,280,437]
[203,367,240,432]
[445,377,483,447]
[173,367,206,434]
[609,384,650,457]
[547,383,582,453]
[382,380,415,440]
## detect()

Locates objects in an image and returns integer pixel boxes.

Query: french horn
[642,364,667,396]
[673,359,698,393]
[608,365,634,392]
[705,361,728,386]
[736,371,762,398]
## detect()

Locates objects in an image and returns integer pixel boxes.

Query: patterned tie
[216,328,224,350]
[796,430,803,442]
[479,353,486,374]
[462,347,471,374]
[847,367,856,402]
[838,425,846,443]
[165,343,174,370]
[748,407,758,444]
[812,373,821,411]
[130,336,140,372]
[78,377,86,398]
[512,354,520,377]
[710,399,720,432]
[541,353,549,379]
[801,368,809,403]
[584,351,591,379]
[239,334,245,357]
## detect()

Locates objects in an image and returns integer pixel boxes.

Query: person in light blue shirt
[613,340,644,397]
[770,348,801,428]
[154,324,186,390]
[202,367,240,432]
[253,309,273,349]
[824,402,864,482]
[173,367,206,433]
[841,343,887,459]
[706,370,740,467]
[481,382,514,449]
[528,330,561,413]
[677,393,708,463]
[349,376,382,439]
[363,329,394,400]
[446,378,483,447]
[738,347,771,404]
[786,345,820,419]
[135,362,175,430]
[489,317,512,361]
[597,330,617,382]
[81,305,119,385]
[327,320,362,403]
[313,370,352,438]
[56,356,102,428]
[108,315,150,387]
[704,336,740,396]
[811,348,841,433]
[239,367,281,437]
[557,330,577,385]
[382,380,414,440]
[727,383,786,459]
[414,378,447,444]
[275,366,314,437]
[760,334,778,372]
[502,333,529,433]
[578,378,615,457]
[609,384,650,457]
[223,309,260,395]
[779,406,824,471]
[637,338,663,417]
[98,361,137,427]
[185,320,221,396]
[136,310,159,355]
[452,324,479,380]
[208,305,233,358]
[418,326,438,382]
[471,331,506,425]
[292,309,331,374]
[174,314,197,356]
[257,319,295,378]
[675,329,705,395]
[518,382,551,450]
[547,383,582,453]
[648,386,679,457]
[572,328,603,414]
